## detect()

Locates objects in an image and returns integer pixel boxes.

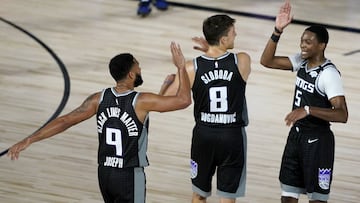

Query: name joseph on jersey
[201,69,233,84]
[97,106,139,136]
[103,156,123,168]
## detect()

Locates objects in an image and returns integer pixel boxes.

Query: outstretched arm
[161,60,194,97]
[7,93,100,160]
[161,36,202,97]
[169,42,192,108]
[260,0,293,70]
[136,42,191,115]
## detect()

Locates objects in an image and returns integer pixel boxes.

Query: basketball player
[163,14,251,203]
[260,1,348,202]
[7,42,191,203]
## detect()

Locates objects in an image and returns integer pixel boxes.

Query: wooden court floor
[0,0,359,202]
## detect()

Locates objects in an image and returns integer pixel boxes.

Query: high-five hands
[275,0,293,32]
[170,42,186,70]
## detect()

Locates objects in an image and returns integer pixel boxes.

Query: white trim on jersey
[233,53,238,65]
[99,88,106,104]
[193,58,198,72]
[132,92,141,108]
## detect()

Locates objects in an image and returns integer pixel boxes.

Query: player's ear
[320,42,327,51]
[128,71,136,80]
[316,43,324,53]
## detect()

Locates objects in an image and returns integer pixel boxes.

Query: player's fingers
[8,148,14,160]
[8,145,20,160]
[12,152,18,160]
[191,37,200,42]
[9,150,15,160]
[170,42,178,59]
[171,42,180,55]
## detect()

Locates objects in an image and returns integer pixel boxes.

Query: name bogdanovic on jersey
[192,52,248,127]
[199,69,237,124]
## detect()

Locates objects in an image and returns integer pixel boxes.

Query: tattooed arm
[8,92,101,160]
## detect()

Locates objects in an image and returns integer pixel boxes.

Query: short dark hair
[109,53,135,81]
[203,14,236,46]
[305,25,329,44]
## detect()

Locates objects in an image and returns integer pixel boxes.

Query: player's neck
[307,55,326,69]
[114,82,134,93]
[205,46,227,58]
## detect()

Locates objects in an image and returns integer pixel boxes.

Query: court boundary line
[0,17,71,157]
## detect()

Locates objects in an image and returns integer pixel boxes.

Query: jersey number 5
[209,86,228,112]
[106,127,123,156]
[295,90,302,107]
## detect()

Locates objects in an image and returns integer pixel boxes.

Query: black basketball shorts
[190,124,247,198]
[279,125,334,201]
[98,166,146,203]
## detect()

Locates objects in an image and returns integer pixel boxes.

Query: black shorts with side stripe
[98,166,146,203]
[190,124,247,198]
[279,125,334,201]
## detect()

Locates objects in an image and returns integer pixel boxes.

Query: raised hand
[192,37,209,53]
[275,0,293,32]
[170,42,186,70]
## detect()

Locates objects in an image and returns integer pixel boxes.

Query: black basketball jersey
[292,61,337,127]
[96,88,149,168]
[192,52,248,127]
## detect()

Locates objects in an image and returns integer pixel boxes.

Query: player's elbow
[180,97,192,109]
[260,58,272,68]
[340,112,348,123]
[339,106,349,123]
[334,110,348,123]
[185,97,192,107]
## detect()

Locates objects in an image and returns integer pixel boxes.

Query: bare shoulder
[86,92,102,104]
[73,91,102,114]
[236,52,251,81]
[236,52,251,62]
[185,60,196,85]
[185,60,195,72]
[136,92,157,104]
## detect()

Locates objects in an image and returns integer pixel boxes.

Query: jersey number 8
[209,86,228,112]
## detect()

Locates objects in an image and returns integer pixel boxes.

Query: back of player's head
[109,53,135,81]
[305,25,329,44]
[203,14,236,46]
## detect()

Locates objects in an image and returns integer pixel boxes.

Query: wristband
[271,33,280,43]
